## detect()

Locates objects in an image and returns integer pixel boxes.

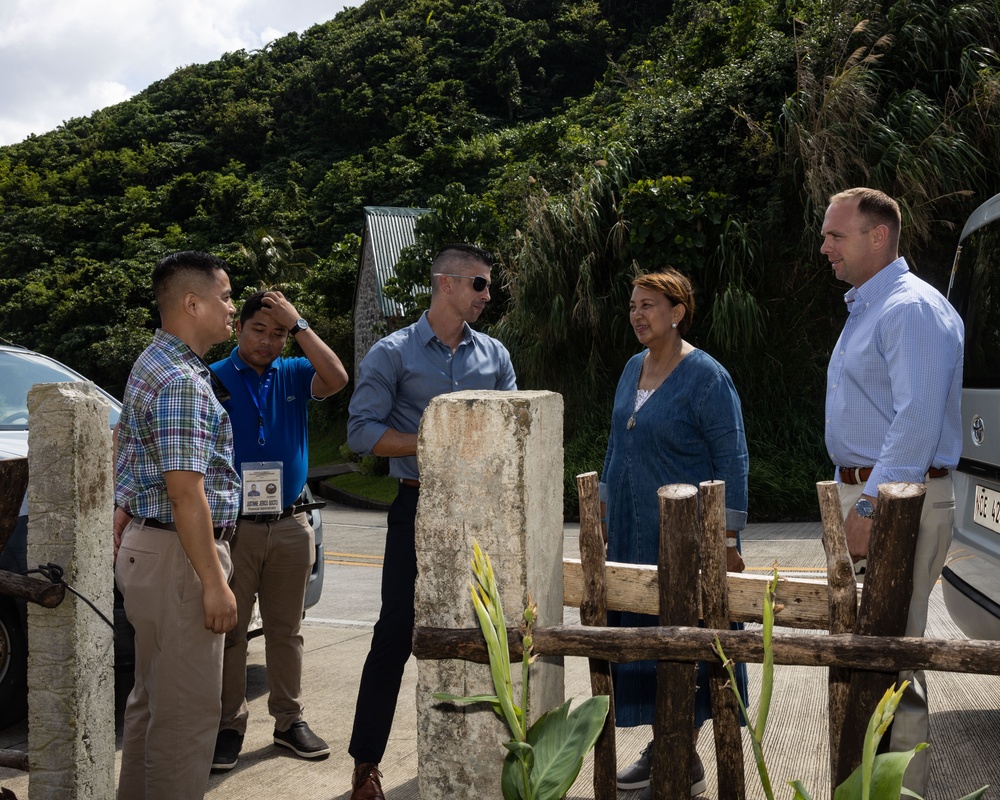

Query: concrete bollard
[415,390,565,799]
[26,382,115,800]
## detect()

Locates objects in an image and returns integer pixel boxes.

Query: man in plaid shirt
[114,251,241,799]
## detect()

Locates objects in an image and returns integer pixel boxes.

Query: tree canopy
[1,0,998,518]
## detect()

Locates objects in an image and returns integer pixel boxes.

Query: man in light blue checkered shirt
[822,187,964,797]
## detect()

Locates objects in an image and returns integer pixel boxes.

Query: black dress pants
[348,483,419,764]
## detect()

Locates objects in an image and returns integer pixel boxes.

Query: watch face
[855,499,875,519]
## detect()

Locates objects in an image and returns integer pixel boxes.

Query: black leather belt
[139,517,236,542]
[238,506,297,523]
[238,499,326,524]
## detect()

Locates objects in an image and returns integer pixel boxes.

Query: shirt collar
[844,256,909,308]
[153,329,204,374]
[229,346,254,373]
[228,346,276,380]
[415,310,475,348]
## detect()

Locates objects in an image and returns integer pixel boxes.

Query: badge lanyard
[240,369,275,446]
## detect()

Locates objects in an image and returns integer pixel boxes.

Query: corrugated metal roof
[364,206,431,318]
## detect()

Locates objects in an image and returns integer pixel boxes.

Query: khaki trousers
[116,519,233,800]
[838,476,954,796]
[220,511,314,734]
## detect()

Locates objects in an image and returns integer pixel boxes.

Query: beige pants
[116,519,233,800]
[838,476,955,797]
[220,511,314,734]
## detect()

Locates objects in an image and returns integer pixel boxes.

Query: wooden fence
[413,473,1000,799]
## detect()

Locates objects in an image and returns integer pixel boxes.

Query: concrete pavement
[2,506,999,798]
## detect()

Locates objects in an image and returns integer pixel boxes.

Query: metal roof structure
[361,206,431,318]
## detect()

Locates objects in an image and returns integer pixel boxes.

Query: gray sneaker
[617,740,653,790]
[636,752,707,798]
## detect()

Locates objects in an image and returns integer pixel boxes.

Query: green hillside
[1,0,997,519]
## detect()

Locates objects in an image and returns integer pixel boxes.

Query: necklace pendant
[627,415,636,430]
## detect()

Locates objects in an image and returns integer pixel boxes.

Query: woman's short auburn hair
[632,268,695,335]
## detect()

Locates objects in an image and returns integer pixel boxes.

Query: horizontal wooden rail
[413,624,1000,675]
[563,559,848,630]
[0,748,29,771]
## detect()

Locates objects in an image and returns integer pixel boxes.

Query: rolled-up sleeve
[347,345,396,456]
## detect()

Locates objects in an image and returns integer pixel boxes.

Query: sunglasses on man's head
[436,273,491,292]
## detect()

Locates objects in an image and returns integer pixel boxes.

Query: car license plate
[973,484,1000,534]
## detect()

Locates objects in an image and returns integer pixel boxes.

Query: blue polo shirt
[211,347,317,510]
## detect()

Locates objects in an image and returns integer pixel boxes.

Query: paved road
[2,504,999,799]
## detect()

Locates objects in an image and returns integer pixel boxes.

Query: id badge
[242,461,283,514]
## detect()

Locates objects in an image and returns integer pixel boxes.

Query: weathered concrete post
[415,390,564,799]
[26,382,115,799]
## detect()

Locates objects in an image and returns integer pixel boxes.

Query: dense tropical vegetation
[1,0,997,519]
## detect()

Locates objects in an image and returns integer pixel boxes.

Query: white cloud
[0,0,356,146]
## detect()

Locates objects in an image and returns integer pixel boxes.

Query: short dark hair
[152,251,229,307]
[432,243,494,273]
[239,290,270,326]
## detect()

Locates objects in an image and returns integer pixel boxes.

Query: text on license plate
[973,484,1000,535]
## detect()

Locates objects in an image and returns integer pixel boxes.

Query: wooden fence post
[0,458,65,607]
[699,480,746,799]
[651,484,700,800]
[817,480,859,794]
[834,482,925,786]
[575,471,616,800]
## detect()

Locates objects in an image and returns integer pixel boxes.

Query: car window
[948,218,1000,390]
[0,350,121,429]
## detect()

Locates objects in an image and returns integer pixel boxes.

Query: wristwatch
[854,498,876,519]
[289,319,309,338]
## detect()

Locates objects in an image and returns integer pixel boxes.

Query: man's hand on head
[259,290,300,331]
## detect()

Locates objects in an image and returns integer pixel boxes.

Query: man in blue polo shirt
[210,289,349,771]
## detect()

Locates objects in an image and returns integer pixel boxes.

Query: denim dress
[600,348,750,727]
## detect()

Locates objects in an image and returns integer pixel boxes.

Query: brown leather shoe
[351,762,385,800]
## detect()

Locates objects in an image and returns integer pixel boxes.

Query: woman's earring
[671,322,678,329]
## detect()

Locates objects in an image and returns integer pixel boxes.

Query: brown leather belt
[838,466,949,486]
[400,479,421,489]
[139,517,237,542]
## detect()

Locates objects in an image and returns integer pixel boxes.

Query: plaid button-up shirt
[115,329,240,526]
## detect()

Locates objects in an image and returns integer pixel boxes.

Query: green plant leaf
[501,747,529,800]
[788,781,814,800]
[520,695,610,799]
[834,749,918,800]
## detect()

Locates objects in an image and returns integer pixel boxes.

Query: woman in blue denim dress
[600,268,749,798]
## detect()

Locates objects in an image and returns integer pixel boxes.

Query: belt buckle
[216,525,236,541]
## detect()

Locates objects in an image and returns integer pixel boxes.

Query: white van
[942,191,1000,639]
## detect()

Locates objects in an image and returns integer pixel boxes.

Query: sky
[0,0,358,147]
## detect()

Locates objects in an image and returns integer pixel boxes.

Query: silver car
[942,192,1000,640]
[0,344,325,729]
